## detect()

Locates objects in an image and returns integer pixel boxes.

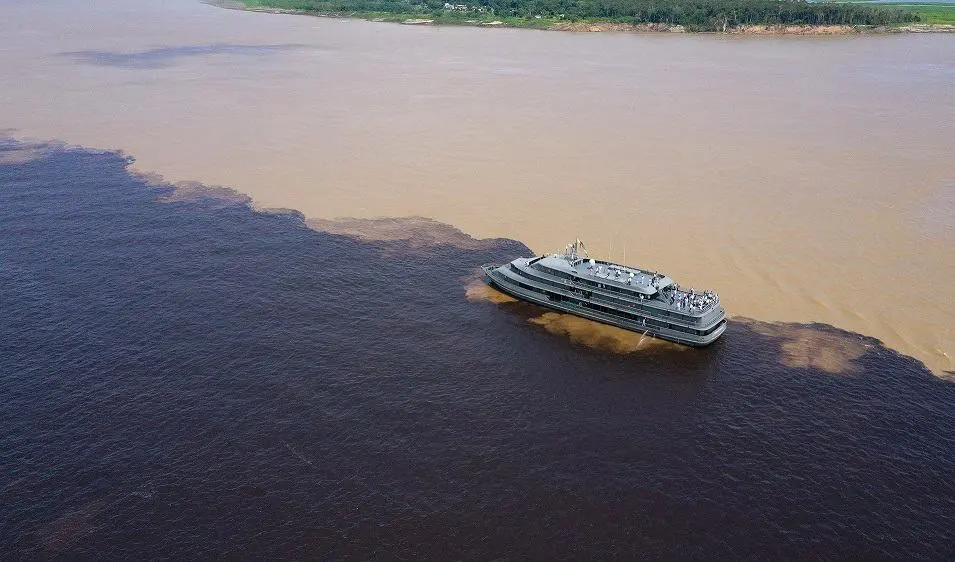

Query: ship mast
[563,238,589,262]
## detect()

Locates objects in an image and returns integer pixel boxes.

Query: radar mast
[563,239,589,262]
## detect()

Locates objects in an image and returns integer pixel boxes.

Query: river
[2,2,954,557]
[1,2,954,375]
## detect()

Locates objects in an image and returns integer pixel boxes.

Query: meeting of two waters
[2,0,953,375]
[1,0,953,557]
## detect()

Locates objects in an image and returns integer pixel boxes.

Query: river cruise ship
[483,240,726,346]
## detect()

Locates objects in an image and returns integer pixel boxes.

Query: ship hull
[483,266,725,347]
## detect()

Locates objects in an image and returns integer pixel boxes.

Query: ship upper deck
[531,255,673,296]
[517,252,721,317]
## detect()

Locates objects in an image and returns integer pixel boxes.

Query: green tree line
[248,0,919,29]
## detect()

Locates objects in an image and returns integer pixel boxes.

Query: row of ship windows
[510,280,724,337]
[513,264,701,324]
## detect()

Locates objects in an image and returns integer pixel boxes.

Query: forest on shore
[242,0,922,30]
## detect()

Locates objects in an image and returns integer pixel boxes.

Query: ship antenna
[565,238,588,262]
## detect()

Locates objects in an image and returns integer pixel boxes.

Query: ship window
[702,320,725,335]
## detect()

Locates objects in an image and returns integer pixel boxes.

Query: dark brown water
[2,139,954,559]
[0,0,953,372]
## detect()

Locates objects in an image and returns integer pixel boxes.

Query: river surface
[1,1,955,557]
[2,138,953,559]
[0,0,953,374]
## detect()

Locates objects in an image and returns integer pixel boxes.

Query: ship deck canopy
[534,255,674,296]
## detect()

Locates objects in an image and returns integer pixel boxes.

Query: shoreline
[207,1,955,34]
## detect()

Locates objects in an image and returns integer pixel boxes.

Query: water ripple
[57,44,318,69]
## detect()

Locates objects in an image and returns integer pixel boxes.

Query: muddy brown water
[1,0,953,374]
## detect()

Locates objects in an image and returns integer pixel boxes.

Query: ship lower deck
[484,267,725,347]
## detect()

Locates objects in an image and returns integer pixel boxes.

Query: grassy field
[903,4,955,24]
[845,1,955,24]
